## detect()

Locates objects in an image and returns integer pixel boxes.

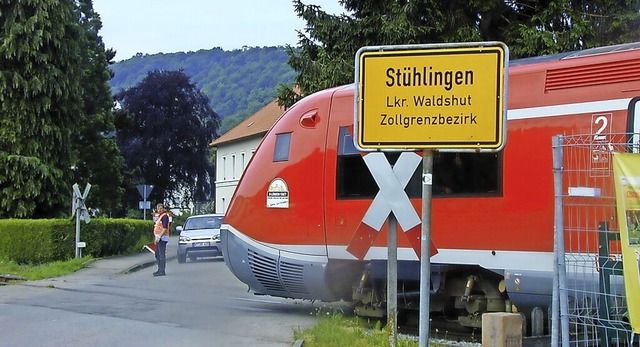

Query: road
[0,257,332,347]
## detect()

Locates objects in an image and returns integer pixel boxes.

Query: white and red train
[220,42,640,332]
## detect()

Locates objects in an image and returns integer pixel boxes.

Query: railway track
[397,314,482,346]
[397,313,551,347]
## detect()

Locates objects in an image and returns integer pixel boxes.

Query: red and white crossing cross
[347,152,434,259]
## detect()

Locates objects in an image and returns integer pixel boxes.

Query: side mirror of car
[176,226,183,232]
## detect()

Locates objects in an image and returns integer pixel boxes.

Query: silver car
[176,214,224,263]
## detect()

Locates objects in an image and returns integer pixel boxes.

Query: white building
[209,100,284,214]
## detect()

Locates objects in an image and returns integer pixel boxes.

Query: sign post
[354,42,508,347]
[72,183,91,258]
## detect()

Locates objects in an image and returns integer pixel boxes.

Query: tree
[506,0,640,57]
[0,0,83,218]
[72,0,125,216]
[109,46,297,120]
[278,0,640,107]
[115,70,221,208]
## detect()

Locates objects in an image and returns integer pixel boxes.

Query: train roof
[510,41,640,66]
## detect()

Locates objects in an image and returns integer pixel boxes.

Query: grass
[293,311,473,347]
[0,257,92,281]
[294,313,420,347]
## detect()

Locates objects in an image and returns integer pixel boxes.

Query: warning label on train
[355,43,507,150]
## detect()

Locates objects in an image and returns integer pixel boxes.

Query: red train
[220,42,640,332]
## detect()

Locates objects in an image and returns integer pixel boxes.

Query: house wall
[214,136,261,214]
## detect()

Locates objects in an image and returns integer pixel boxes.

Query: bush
[0,218,153,264]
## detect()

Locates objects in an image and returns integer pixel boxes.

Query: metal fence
[552,133,635,346]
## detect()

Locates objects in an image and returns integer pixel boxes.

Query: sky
[92,0,346,61]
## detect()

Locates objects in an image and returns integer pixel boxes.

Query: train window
[432,152,501,196]
[337,127,377,198]
[336,127,501,199]
[273,132,292,162]
[338,126,359,155]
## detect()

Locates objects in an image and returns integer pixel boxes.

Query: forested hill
[108,46,296,133]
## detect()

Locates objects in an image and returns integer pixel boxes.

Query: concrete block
[482,312,523,347]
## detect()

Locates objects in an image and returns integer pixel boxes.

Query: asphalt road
[0,248,337,347]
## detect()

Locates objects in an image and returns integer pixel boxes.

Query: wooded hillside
[109,46,295,133]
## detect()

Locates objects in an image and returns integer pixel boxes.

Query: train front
[220,86,355,302]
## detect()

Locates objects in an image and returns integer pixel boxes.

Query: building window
[232,154,236,179]
[273,132,292,162]
[222,156,227,180]
[241,152,246,171]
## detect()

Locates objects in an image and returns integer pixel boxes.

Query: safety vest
[154,212,170,237]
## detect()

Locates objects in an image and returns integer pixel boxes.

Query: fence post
[552,135,570,346]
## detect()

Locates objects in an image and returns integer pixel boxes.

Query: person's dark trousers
[155,240,167,275]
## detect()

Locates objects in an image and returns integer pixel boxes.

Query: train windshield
[336,126,502,199]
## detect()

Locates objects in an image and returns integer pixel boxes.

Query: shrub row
[0,218,154,264]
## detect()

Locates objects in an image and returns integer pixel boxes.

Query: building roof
[210,99,285,147]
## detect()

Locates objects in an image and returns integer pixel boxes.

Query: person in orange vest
[153,203,170,276]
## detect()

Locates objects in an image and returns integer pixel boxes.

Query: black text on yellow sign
[355,44,507,150]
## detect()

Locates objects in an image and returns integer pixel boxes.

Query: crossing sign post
[72,183,91,258]
[354,42,509,347]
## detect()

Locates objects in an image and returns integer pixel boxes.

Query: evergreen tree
[0,0,83,218]
[115,70,220,208]
[278,0,640,107]
[73,0,125,216]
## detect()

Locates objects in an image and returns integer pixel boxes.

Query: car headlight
[179,236,191,242]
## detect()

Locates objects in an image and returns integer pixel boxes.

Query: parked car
[176,214,224,263]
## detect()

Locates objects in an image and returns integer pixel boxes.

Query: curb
[121,254,177,275]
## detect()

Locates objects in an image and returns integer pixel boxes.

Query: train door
[628,97,640,151]
[323,87,380,259]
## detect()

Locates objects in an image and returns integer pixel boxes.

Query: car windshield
[183,216,223,230]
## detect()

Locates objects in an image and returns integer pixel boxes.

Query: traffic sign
[136,184,154,220]
[355,42,508,151]
[136,184,154,200]
[72,183,91,223]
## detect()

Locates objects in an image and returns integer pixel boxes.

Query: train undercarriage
[350,263,539,332]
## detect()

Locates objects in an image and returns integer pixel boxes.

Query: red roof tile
[209,99,284,147]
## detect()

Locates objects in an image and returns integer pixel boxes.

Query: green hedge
[0,218,153,264]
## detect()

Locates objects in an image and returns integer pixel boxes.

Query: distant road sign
[355,42,508,151]
[136,184,154,200]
